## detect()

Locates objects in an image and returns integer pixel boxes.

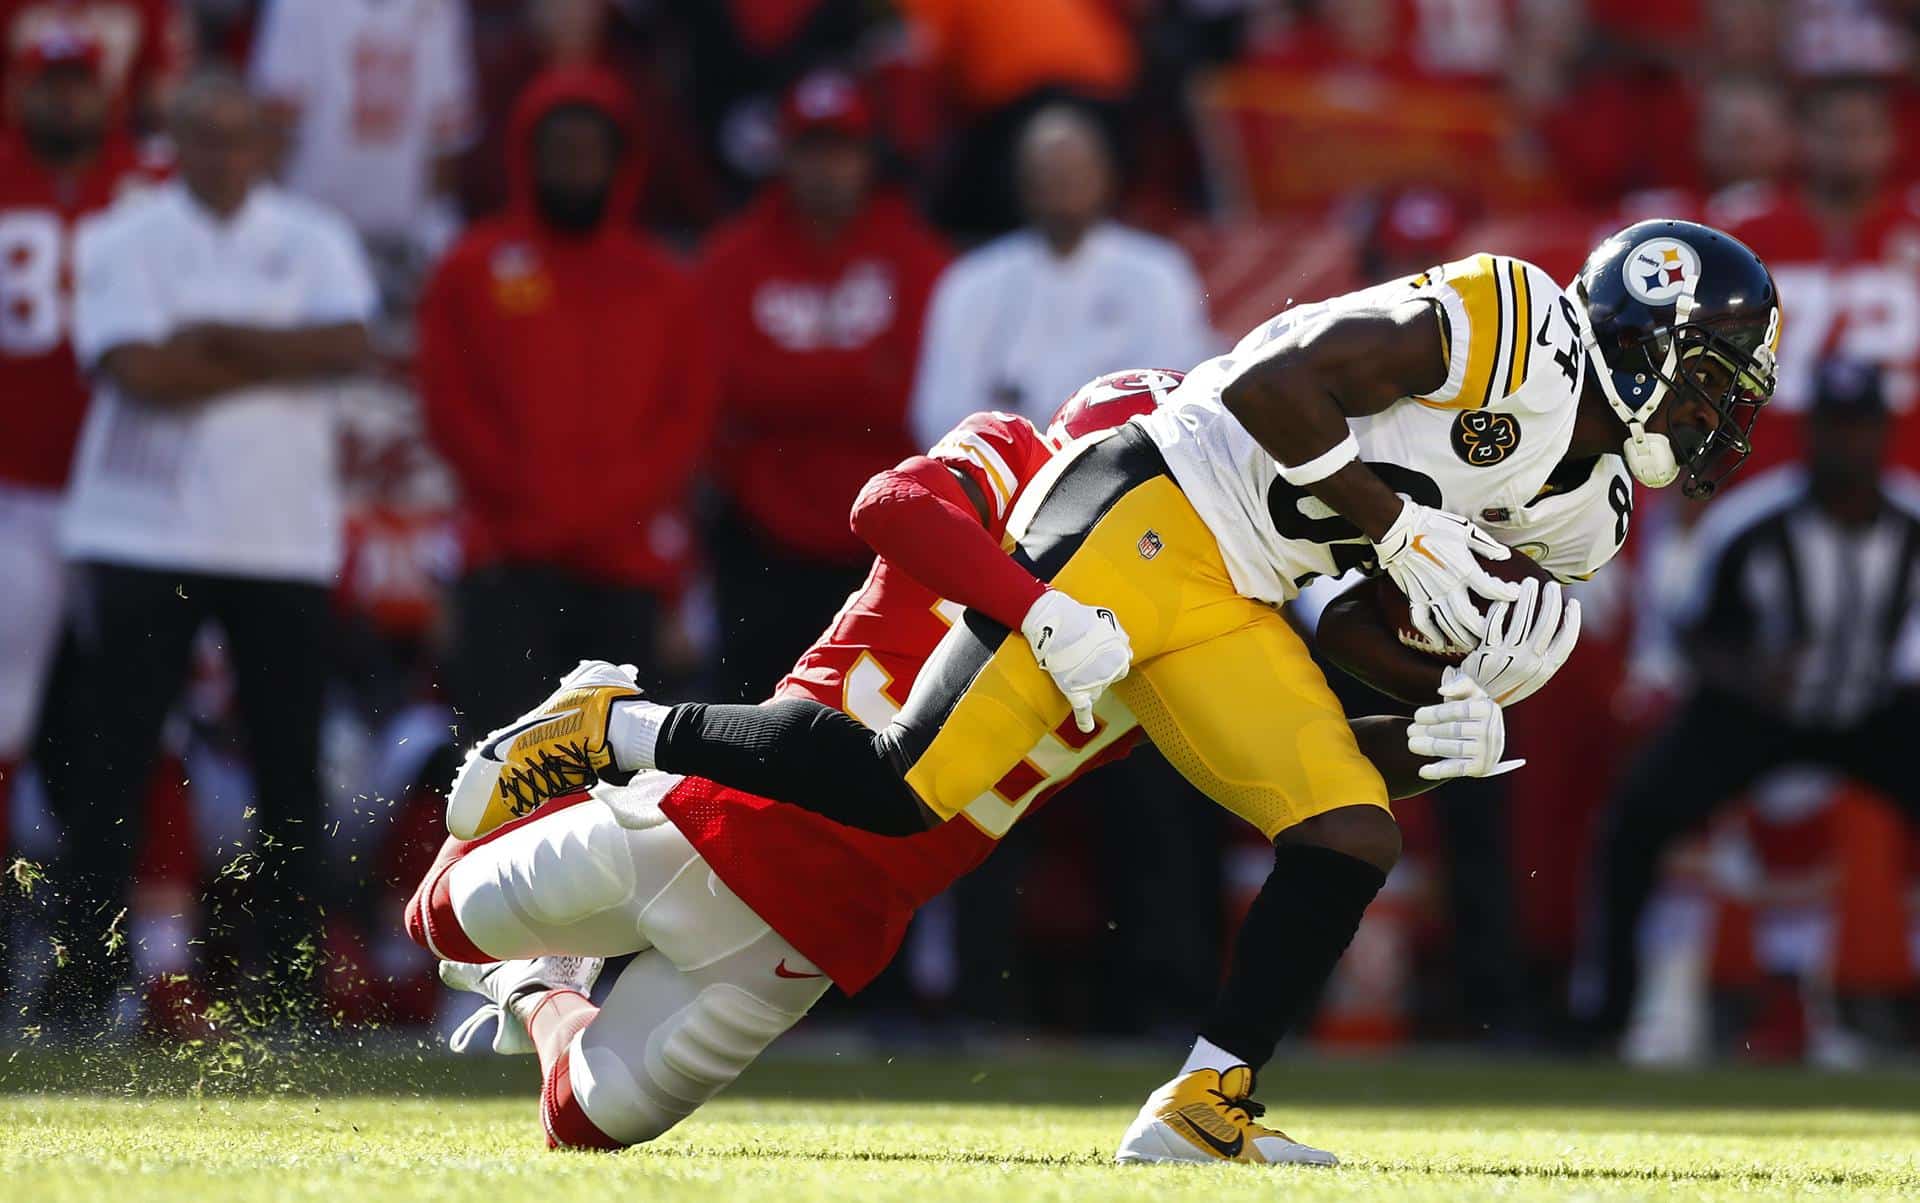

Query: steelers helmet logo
[1451,410,1521,467]
[1622,237,1701,307]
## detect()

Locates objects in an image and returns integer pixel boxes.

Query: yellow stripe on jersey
[1505,258,1532,396]
[1425,253,1513,411]
[966,437,1016,516]
[932,433,1015,517]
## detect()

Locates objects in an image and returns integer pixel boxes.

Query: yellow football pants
[888,426,1389,839]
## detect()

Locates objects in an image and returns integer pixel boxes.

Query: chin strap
[1619,423,1680,488]
[1571,286,1694,489]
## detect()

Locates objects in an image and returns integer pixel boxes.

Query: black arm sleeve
[653,698,933,835]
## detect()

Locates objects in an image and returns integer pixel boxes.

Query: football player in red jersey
[0,26,163,857]
[405,372,1522,1155]
[1715,77,1920,476]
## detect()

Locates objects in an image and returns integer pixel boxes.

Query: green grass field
[4,1046,1919,1202]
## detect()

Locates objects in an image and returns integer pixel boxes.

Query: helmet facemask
[1644,325,1774,498]
[1578,283,1777,498]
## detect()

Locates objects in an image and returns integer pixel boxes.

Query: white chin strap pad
[1622,425,1680,488]
[1573,331,1681,490]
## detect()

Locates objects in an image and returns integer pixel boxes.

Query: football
[1370,550,1555,662]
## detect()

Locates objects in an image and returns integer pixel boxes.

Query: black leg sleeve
[1199,844,1387,1069]
[654,698,928,836]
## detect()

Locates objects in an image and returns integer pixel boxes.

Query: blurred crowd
[5,0,1920,1061]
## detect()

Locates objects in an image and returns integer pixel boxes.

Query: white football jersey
[1483,453,1635,581]
[1136,253,1618,602]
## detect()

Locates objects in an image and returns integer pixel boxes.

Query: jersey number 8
[0,212,66,356]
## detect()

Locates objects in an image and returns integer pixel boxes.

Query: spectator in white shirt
[35,71,376,1025]
[249,0,476,260]
[908,105,1217,448]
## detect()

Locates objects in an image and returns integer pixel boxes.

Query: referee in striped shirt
[1577,359,1920,1039]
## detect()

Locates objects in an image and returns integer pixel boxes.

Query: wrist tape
[1276,432,1360,487]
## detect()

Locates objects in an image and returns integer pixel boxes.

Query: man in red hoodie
[419,66,716,736]
[698,69,949,701]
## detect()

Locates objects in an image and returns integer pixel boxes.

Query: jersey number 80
[1268,463,1442,587]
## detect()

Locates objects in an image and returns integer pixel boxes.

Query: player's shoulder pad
[930,411,1043,518]
[1414,253,1562,414]
[944,409,1041,452]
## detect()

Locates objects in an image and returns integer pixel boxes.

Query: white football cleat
[442,955,603,1056]
[1115,1065,1339,1167]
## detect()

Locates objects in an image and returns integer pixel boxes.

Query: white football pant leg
[444,799,701,959]
[440,790,833,1143]
[566,928,830,1145]
[0,486,66,757]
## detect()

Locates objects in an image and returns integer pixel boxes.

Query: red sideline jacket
[419,67,716,590]
[699,186,948,562]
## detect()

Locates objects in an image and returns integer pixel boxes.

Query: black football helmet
[1574,219,1781,498]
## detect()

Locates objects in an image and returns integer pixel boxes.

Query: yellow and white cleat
[446,660,642,839]
[1115,1065,1339,1167]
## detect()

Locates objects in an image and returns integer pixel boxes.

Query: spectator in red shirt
[698,70,949,701]
[1714,78,1920,477]
[457,0,717,233]
[419,65,716,736]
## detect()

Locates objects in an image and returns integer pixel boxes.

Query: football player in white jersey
[446,219,1782,1165]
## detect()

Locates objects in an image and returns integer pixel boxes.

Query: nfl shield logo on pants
[1137,529,1163,560]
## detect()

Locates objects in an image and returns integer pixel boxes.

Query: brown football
[1370,551,1554,663]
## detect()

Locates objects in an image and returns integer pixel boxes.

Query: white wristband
[1276,432,1360,487]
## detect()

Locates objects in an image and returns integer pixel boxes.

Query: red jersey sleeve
[923,411,1052,538]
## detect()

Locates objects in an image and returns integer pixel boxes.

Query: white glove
[1021,589,1133,733]
[1407,667,1525,781]
[1460,576,1581,706]
[1372,501,1522,653]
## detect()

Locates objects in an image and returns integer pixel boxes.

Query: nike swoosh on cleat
[773,959,824,980]
[1170,1112,1243,1160]
[481,708,580,760]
